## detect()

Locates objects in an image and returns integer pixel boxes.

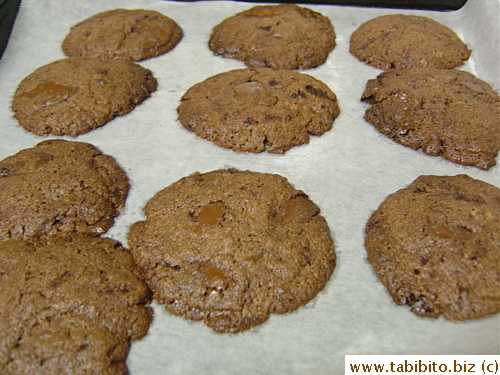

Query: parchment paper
[0,0,498,373]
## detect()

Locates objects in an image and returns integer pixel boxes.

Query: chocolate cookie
[0,139,129,240]
[350,14,471,70]
[365,174,500,321]
[0,235,152,375]
[128,169,335,333]
[361,68,500,170]
[12,57,157,136]
[62,9,183,62]
[209,4,335,70]
[178,68,340,153]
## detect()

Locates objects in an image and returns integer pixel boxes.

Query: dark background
[236,0,468,10]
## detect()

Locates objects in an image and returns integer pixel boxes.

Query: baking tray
[233,0,469,10]
[0,0,21,59]
[0,0,498,374]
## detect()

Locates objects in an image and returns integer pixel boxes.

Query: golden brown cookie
[0,140,130,240]
[0,235,152,375]
[209,4,336,70]
[361,68,500,170]
[62,9,183,62]
[12,57,157,136]
[350,14,471,70]
[365,175,500,321]
[178,68,340,153]
[128,169,335,333]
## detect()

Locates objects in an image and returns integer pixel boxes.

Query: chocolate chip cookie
[361,68,500,170]
[12,57,157,136]
[62,9,183,62]
[365,174,500,321]
[0,235,152,375]
[209,4,336,70]
[178,68,340,153]
[128,169,335,333]
[350,14,471,70]
[0,139,129,240]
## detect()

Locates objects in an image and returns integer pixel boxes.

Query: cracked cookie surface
[12,57,157,136]
[0,235,152,375]
[350,14,470,70]
[209,4,335,70]
[62,8,183,62]
[0,139,129,240]
[128,169,335,333]
[365,174,500,321]
[178,68,340,153]
[361,68,500,170]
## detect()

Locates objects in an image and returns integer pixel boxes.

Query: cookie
[178,68,340,153]
[62,9,183,62]
[0,235,152,374]
[12,57,157,136]
[0,139,130,240]
[209,4,335,70]
[361,68,500,170]
[128,169,335,333]
[365,174,500,321]
[350,14,471,70]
